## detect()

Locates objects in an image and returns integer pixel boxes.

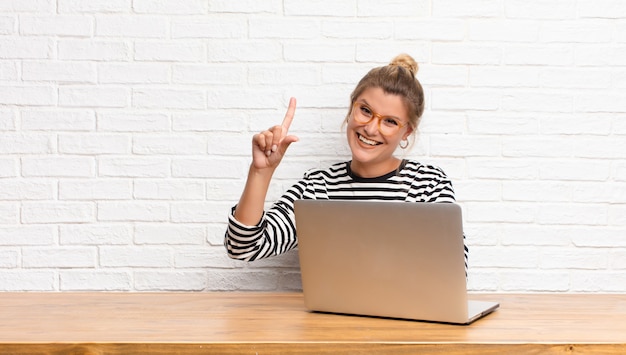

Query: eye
[359,104,373,118]
[382,117,400,127]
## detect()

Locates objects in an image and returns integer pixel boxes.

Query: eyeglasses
[351,102,407,136]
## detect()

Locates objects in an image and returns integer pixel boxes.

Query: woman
[225,54,467,267]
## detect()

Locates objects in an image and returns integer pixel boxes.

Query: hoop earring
[399,139,409,149]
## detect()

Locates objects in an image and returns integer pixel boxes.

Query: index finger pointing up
[281,97,297,132]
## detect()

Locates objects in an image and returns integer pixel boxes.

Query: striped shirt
[225,159,468,268]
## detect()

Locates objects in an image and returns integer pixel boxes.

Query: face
[346,87,413,178]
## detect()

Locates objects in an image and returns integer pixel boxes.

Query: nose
[363,117,379,135]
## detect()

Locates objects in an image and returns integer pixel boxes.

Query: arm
[233,97,298,226]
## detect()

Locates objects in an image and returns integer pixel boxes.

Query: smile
[357,133,382,146]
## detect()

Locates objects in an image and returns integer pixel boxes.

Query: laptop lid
[294,200,498,325]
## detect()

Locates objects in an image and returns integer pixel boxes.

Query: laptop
[294,200,499,325]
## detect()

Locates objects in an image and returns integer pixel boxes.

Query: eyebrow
[359,99,402,121]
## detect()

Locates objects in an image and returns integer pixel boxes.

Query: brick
[540,68,611,89]
[58,134,131,154]
[0,226,56,246]
[539,160,610,181]
[0,271,55,291]
[501,91,572,112]
[134,270,207,291]
[470,246,539,268]
[95,15,168,37]
[500,271,570,292]
[172,64,244,85]
[22,202,95,224]
[464,202,536,223]
[505,45,573,66]
[172,111,246,132]
[540,248,608,270]
[540,21,612,43]
[469,20,539,42]
[60,271,132,291]
[207,223,227,246]
[470,66,539,88]
[99,157,170,178]
[502,181,570,202]
[0,61,18,81]
[171,19,246,39]
[21,110,95,131]
[284,0,356,16]
[171,158,246,178]
[0,134,54,154]
[0,180,55,200]
[0,0,55,12]
[98,112,170,132]
[571,271,626,292]
[134,180,205,200]
[208,40,281,62]
[285,43,354,63]
[0,16,15,35]
[133,88,206,109]
[433,0,501,17]
[60,224,132,245]
[58,0,130,13]
[98,63,169,84]
[23,247,96,268]
[505,0,576,19]
[609,205,626,226]
[20,15,93,36]
[0,158,17,178]
[58,40,130,61]
[170,202,233,223]
[59,179,132,200]
[59,86,130,108]
[251,18,320,39]
[97,201,169,222]
[430,135,500,157]
[467,112,538,135]
[358,0,428,17]
[0,86,56,106]
[0,204,18,224]
[539,114,611,135]
[100,246,172,267]
[21,157,95,177]
[174,246,241,268]
[321,20,391,40]
[537,203,608,226]
[135,224,205,245]
[395,20,465,41]
[207,269,279,291]
[431,89,499,111]
[502,136,573,157]
[209,0,280,13]
[134,41,205,62]
[132,0,207,14]
[0,250,18,268]
[609,250,626,269]
[0,38,50,59]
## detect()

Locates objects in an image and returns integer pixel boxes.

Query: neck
[350,157,402,178]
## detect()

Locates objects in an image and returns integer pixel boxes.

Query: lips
[357,133,382,146]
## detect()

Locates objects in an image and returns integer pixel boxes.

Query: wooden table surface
[1,292,625,354]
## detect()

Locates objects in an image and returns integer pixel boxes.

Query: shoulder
[303,161,349,180]
[401,159,450,182]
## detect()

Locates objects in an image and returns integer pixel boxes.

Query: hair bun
[390,53,419,77]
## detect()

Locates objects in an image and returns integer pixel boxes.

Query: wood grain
[1,292,625,354]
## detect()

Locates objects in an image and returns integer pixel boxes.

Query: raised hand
[251,97,299,171]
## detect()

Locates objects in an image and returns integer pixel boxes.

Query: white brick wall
[1,0,625,293]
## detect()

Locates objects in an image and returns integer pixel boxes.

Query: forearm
[233,165,275,226]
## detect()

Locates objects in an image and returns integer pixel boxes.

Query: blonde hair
[344,54,425,142]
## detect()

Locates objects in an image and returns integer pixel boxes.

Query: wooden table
[0,292,625,354]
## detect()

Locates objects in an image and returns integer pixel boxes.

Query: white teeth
[358,134,379,146]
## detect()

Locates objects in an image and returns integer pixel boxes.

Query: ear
[402,126,414,140]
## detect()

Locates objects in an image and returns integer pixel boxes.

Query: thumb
[278,135,299,154]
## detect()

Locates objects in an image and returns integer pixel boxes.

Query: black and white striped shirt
[225,159,468,267]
